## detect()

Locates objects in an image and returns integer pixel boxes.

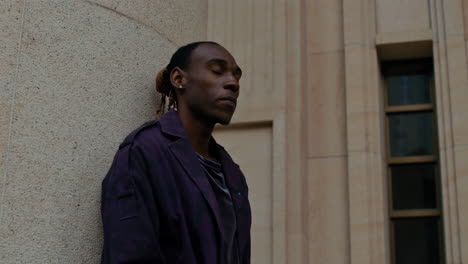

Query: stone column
[0,1,206,262]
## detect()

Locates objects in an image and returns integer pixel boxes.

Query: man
[101,41,251,264]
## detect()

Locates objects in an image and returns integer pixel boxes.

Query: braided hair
[155,41,220,114]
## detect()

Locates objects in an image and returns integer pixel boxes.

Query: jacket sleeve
[101,142,166,264]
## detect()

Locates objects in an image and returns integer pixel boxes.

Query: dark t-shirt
[196,152,239,264]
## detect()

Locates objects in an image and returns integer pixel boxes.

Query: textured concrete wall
[0,0,206,263]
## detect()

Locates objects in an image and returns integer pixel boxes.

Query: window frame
[382,58,445,264]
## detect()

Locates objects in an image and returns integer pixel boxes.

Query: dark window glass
[393,218,440,264]
[391,164,437,210]
[389,112,435,157]
[386,74,431,106]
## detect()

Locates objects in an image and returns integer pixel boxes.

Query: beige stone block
[343,0,361,45]
[464,0,468,40]
[345,45,381,106]
[347,151,374,263]
[454,145,468,178]
[283,6,306,257]
[0,0,192,262]
[461,0,468,40]
[87,0,207,45]
[285,0,303,113]
[441,0,465,37]
[346,150,388,264]
[347,89,385,154]
[343,0,374,46]
[454,145,468,263]
[344,45,367,112]
[344,44,386,154]
[347,151,369,223]
[305,0,344,53]
[376,0,431,34]
[307,157,350,263]
[346,111,368,153]
[453,110,468,146]
[445,39,468,146]
[306,51,347,157]
[367,48,383,108]
[284,0,308,252]
[207,0,226,42]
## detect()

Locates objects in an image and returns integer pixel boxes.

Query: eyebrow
[206,58,243,76]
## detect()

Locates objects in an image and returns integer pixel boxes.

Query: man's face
[179,44,242,125]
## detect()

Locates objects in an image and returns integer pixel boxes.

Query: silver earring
[178,85,183,89]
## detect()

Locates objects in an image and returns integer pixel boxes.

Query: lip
[218,96,237,106]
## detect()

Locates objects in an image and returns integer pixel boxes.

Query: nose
[224,82,239,93]
[224,76,239,93]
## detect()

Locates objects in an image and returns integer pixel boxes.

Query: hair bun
[155,67,170,95]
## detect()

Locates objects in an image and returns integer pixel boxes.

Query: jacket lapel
[169,139,222,234]
[216,145,244,196]
[159,110,222,235]
[215,141,249,243]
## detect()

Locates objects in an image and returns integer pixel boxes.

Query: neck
[176,107,216,159]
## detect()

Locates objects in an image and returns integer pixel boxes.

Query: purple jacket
[101,109,251,264]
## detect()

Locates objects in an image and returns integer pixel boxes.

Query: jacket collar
[159,109,245,235]
[159,108,244,189]
[161,109,223,234]
[158,109,187,138]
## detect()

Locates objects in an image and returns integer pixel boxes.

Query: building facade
[210,0,468,263]
[1,0,467,263]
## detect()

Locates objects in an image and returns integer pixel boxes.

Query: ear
[170,67,187,88]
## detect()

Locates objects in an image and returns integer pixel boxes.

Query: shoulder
[109,118,171,168]
[103,118,165,195]
[114,116,176,168]
[118,118,163,150]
